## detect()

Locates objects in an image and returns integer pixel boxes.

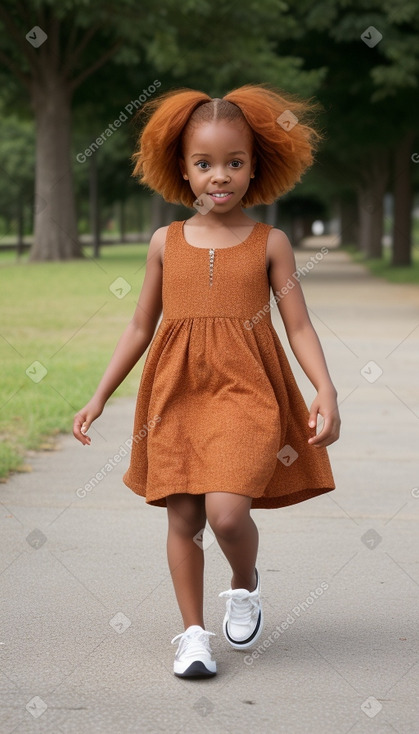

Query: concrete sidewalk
[1,244,419,733]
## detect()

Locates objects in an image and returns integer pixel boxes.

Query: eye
[195,161,210,170]
[230,160,243,168]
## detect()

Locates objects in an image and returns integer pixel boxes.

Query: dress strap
[162,220,183,259]
[252,222,274,261]
[165,220,183,242]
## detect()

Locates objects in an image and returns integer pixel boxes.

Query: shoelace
[171,628,216,656]
[218,588,260,627]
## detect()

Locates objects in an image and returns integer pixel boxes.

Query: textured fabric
[123,219,336,508]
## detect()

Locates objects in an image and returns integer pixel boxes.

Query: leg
[205,492,258,591]
[166,493,207,630]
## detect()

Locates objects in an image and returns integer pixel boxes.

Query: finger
[308,407,318,429]
[309,420,339,448]
[74,428,91,445]
[80,418,92,442]
[81,417,94,442]
[73,415,91,445]
[313,434,337,448]
[78,429,91,445]
[308,414,330,445]
[73,416,83,437]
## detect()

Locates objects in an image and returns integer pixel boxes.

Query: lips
[207,191,233,202]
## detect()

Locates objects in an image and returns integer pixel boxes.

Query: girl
[73,84,341,679]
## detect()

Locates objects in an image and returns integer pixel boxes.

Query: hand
[307,388,340,448]
[73,397,105,445]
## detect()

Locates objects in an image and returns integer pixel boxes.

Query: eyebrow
[191,151,247,157]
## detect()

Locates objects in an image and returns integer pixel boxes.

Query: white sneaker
[171,625,217,677]
[219,568,263,649]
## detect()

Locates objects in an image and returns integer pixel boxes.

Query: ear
[251,154,257,177]
[179,158,188,179]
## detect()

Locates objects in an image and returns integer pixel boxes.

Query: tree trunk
[89,154,100,258]
[302,216,313,238]
[264,202,278,226]
[391,130,416,266]
[150,193,178,231]
[137,196,145,237]
[119,200,126,242]
[150,193,164,232]
[356,152,389,258]
[290,217,305,247]
[17,195,25,258]
[339,193,358,246]
[357,189,383,257]
[29,75,81,261]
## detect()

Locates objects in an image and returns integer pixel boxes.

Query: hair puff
[131,83,324,208]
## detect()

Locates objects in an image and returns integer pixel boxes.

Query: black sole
[174,661,216,678]
[225,608,262,648]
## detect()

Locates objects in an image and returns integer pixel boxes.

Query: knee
[167,495,206,537]
[207,510,242,541]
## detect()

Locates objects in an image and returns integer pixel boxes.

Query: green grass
[0,244,149,479]
[340,217,419,284]
[340,243,419,284]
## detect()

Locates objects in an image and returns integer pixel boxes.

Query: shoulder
[267,227,292,249]
[148,222,181,265]
[149,225,170,247]
[266,227,294,267]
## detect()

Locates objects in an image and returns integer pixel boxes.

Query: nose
[211,167,231,183]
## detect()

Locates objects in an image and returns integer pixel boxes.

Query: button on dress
[123,219,336,508]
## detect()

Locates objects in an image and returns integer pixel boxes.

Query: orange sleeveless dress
[123,219,336,508]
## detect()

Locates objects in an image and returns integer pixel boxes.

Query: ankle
[231,568,257,592]
[183,619,205,631]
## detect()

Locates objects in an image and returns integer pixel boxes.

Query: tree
[0,0,327,259]
[282,0,419,263]
[328,0,419,265]
[0,0,163,260]
[0,2,132,259]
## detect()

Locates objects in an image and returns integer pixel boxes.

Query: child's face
[180,120,256,213]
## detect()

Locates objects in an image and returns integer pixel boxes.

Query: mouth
[207,192,233,202]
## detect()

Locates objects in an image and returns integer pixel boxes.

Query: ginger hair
[131,84,324,208]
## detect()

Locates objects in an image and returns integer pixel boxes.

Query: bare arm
[267,228,340,448]
[73,226,168,445]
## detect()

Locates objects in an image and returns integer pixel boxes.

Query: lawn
[0,244,149,479]
[341,217,419,284]
[341,243,419,283]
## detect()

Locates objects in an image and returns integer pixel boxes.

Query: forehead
[183,119,253,153]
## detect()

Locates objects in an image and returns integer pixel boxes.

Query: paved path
[1,242,419,733]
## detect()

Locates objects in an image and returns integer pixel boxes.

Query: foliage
[0,108,35,236]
